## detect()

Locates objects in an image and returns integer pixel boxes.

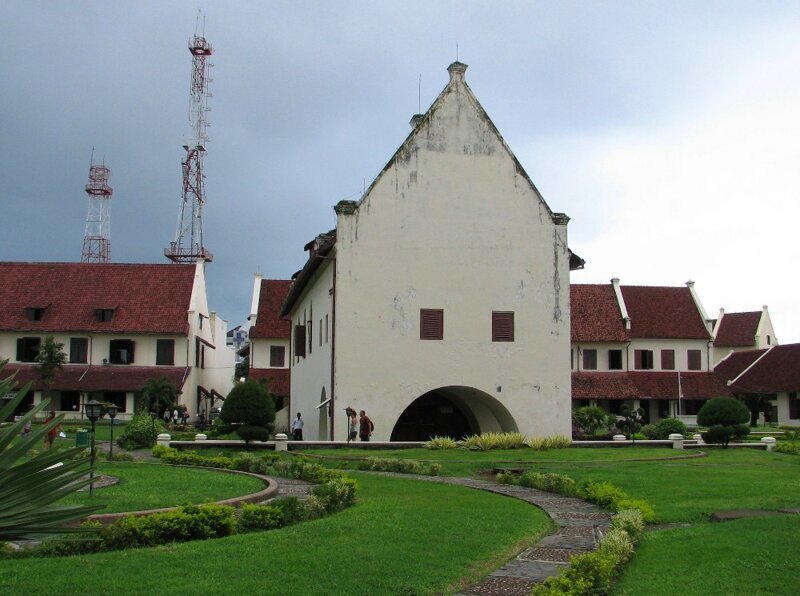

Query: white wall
[326,70,572,440]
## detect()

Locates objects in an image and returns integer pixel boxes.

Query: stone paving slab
[518,547,576,563]
[458,576,536,596]
[537,534,596,550]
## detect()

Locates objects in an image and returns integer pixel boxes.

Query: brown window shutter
[492,312,514,342]
[634,350,643,369]
[294,325,306,357]
[687,349,701,370]
[661,349,675,370]
[420,309,443,340]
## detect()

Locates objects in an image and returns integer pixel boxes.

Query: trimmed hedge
[355,457,441,476]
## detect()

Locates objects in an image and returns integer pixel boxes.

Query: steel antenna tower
[165,28,214,263]
[81,153,113,263]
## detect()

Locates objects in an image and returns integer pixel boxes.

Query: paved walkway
[373,474,611,596]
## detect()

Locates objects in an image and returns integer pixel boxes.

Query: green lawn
[0,473,551,595]
[615,516,800,595]
[58,462,266,513]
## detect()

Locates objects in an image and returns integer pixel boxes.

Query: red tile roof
[249,280,292,339]
[725,344,800,393]
[714,311,761,347]
[572,371,731,400]
[0,262,195,334]
[572,372,639,399]
[6,364,189,393]
[570,285,629,342]
[620,286,710,340]
[249,368,290,398]
[714,349,766,382]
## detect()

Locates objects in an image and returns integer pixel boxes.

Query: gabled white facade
[285,63,573,441]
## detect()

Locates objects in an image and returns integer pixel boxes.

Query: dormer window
[95,308,115,322]
[25,307,45,321]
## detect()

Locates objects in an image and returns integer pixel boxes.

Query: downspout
[330,258,337,441]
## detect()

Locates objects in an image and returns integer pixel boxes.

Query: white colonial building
[280,62,583,441]
[0,260,234,420]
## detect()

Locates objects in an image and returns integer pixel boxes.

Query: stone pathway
[262,477,314,503]
[372,474,611,596]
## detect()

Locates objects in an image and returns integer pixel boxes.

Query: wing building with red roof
[0,261,234,421]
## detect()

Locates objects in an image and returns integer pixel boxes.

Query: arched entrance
[390,386,517,441]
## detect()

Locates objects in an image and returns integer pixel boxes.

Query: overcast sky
[2,1,799,342]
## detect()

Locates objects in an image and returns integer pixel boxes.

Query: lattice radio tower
[165,22,214,263]
[81,152,113,263]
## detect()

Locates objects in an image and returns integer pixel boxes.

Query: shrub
[271,457,344,483]
[653,418,688,439]
[424,435,459,449]
[496,470,517,485]
[117,409,164,450]
[219,380,276,446]
[532,517,636,595]
[641,424,659,439]
[269,497,307,525]
[151,444,171,458]
[572,405,609,437]
[773,442,798,455]
[232,452,279,474]
[460,433,497,450]
[529,435,572,451]
[518,472,578,497]
[237,504,284,532]
[697,398,750,448]
[355,457,440,476]
[611,509,644,543]
[103,504,236,550]
[109,451,134,462]
[306,478,358,516]
[581,480,655,522]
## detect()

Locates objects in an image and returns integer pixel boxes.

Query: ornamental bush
[117,408,165,450]
[773,442,799,455]
[219,379,276,446]
[237,503,284,532]
[653,418,688,439]
[306,477,358,516]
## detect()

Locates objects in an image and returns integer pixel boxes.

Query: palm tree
[141,377,178,417]
[0,360,103,541]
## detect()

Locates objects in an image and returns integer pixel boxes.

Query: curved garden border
[86,465,278,526]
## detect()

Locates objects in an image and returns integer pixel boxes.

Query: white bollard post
[274,432,288,452]
[669,433,684,449]
[693,433,705,445]
[156,433,171,447]
[194,433,207,441]
[761,436,777,452]
[612,434,626,442]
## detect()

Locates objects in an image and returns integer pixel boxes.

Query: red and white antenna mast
[165,18,214,263]
[81,151,113,263]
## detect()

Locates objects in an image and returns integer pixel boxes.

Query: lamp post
[84,399,104,496]
[106,404,119,460]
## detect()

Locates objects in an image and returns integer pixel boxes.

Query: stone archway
[390,386,518,441]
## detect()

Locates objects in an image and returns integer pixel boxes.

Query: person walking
[291,412,304,441]
[359,410,374,442]
[43,410,61,450]
[346,408,358,443]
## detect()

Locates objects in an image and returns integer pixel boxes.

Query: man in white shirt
[291,412,304,440]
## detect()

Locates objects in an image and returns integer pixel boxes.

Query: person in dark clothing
[359,410,373,442]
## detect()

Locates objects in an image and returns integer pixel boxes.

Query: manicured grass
[531,449,800,523]
[0,473,551,595]
[614,516,800,595]
[57,462,266,513]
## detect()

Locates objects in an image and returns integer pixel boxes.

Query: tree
[616,405,645,446]
[0,360,103,541]
[572,406,609,437]
[697,397,750,447]
[35,336,67,403]
[739,394,772,427]
[141,377,178,417]
[234,356,249,381]
[219,379,275,447]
